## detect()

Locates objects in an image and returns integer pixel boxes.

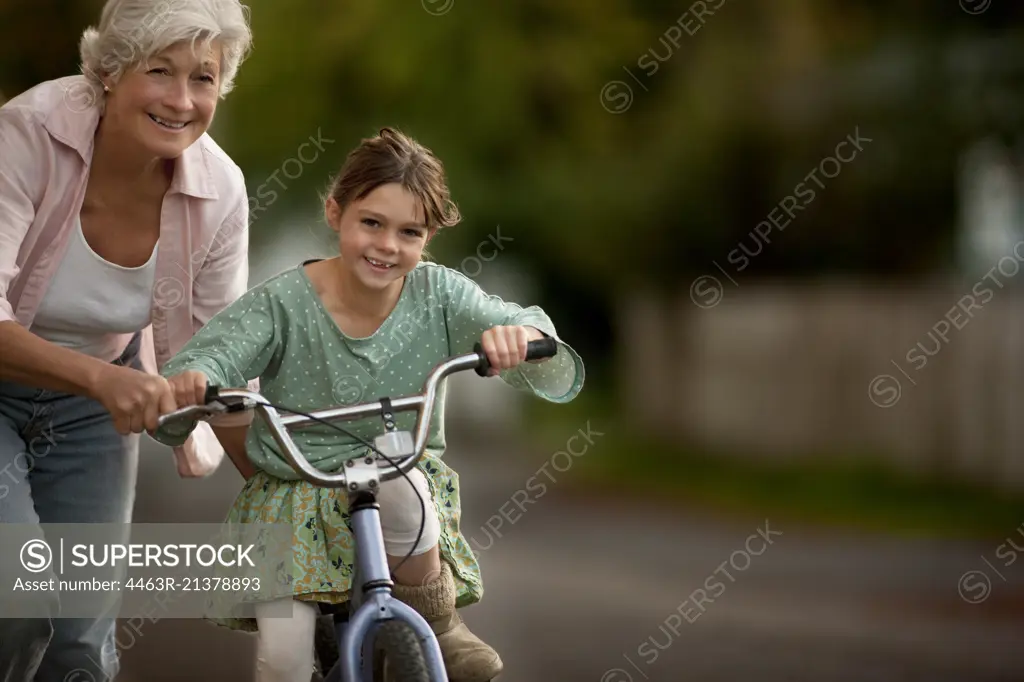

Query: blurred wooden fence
[617,278,1024,492]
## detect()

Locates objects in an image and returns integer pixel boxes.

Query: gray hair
[78,0,253,97]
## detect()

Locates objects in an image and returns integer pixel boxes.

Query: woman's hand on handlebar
[479,325,547,376]
[88,365,177,435]
[166,370,210,408]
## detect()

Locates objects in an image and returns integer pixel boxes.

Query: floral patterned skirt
[207,455,483,633]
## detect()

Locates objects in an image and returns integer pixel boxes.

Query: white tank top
[30,216,159,362]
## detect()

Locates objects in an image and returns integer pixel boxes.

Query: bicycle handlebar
[155,337,558,489]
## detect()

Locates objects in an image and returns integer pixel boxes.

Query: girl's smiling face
[327,183,436,293]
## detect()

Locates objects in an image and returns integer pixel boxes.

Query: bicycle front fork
[325,491,448,682]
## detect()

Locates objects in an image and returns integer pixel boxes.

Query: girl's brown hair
[325,127,461,238]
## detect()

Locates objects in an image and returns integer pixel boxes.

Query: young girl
[153,127,584,682]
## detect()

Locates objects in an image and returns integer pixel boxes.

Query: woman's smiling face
[102,40,222,158]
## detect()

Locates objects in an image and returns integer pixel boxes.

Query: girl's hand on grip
[166,371,209,409]
[479,325,544,376]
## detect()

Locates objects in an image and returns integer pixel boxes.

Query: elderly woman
[0,1,255,679]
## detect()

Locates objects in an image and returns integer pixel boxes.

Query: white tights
[253,467,441,681]
[254,598,320,682]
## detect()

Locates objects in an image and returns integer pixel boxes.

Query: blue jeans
[0,334,141,682]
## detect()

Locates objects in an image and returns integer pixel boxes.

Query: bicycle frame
[322,487,447,682]
[155,338,557,681]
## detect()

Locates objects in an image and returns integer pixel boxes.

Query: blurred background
[3,0,1024,680]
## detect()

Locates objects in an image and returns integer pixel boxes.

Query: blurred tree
[0,0,99,96]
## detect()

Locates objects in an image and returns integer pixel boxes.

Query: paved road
[114,434,1024,681]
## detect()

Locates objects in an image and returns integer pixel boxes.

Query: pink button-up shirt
[0,75,257,478]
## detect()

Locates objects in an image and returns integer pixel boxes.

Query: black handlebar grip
[204,384,221,404]
[525,336,558,361]
[473,337,558,377]
[473,342,490,377]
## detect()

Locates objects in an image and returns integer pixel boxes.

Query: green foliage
[2,0,1022,360]
[220,0,653,268]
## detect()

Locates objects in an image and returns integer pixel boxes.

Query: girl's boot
[384,561,503,681]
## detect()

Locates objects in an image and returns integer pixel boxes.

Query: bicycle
[156,337,559,681]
